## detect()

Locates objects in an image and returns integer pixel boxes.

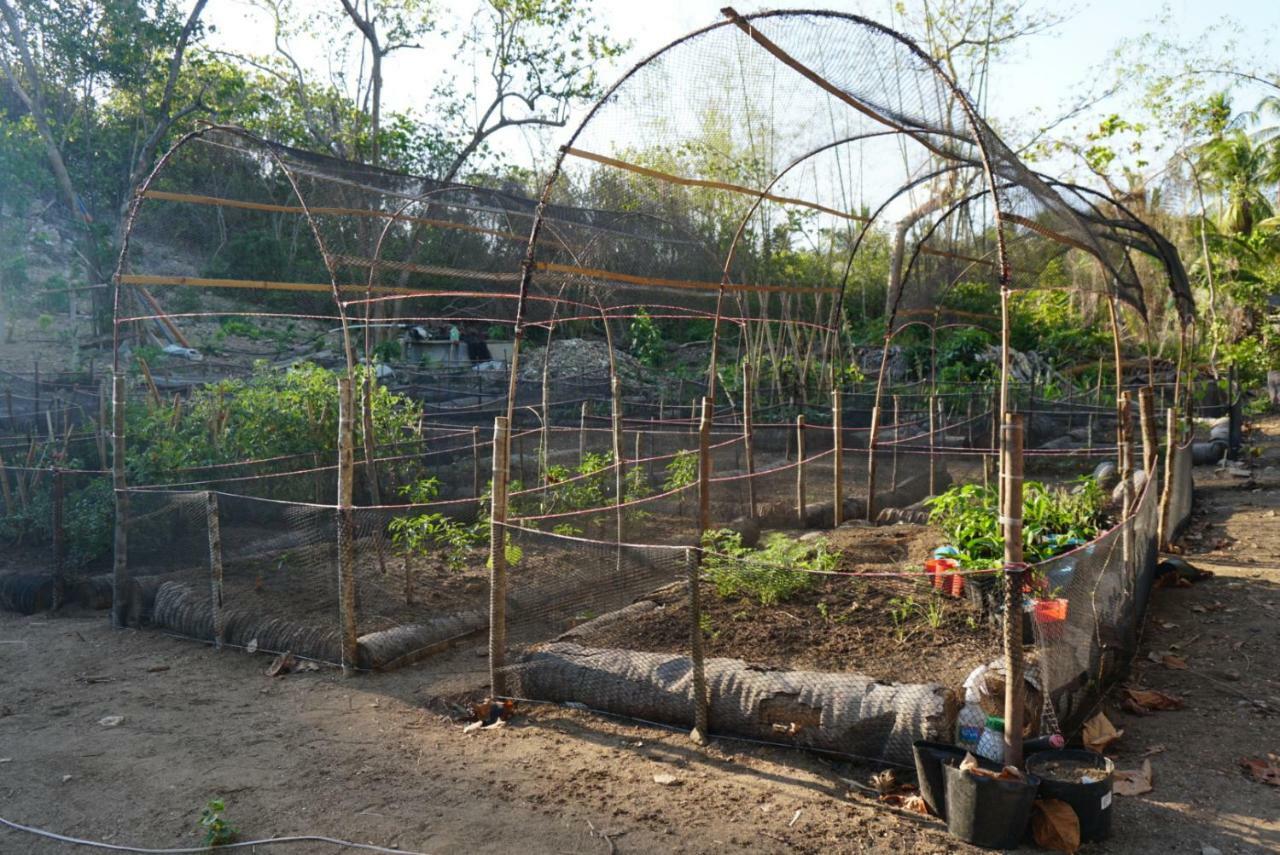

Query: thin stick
[1139,386,1157,475]
[834,386,845,526]
[1158,407,1176,550]
[472,426,481,499]
[698,398,712,537]
[928,394,938,496]
[742,360,756,519]
[51,467,64,609]
[579,401,588,466]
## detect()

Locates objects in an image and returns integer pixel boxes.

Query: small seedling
[199,799,237,847]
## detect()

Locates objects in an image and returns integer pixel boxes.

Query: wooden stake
[1138,386,1157,475]
[687,546,710,743]
[51,467,64,609]
[698,398,712,537]
[891,395,900,491]
[472,426,481,499]
[612,376,625,547]
[489,415,511,697]
[579,401,588,465]
[833,386,845,526]
[206,491,225,650]
[864,397,879,521]
[1001,413,1025,769]
[742,361,756,519]
[337,377,359,675]
[111,373,129,629]
[928,395,938,497]
[1158,407,1176,550]
[796,414,806,526]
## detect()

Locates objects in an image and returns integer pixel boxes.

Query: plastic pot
[943,763,1040,849]
[911,741,1003,819]
[924,558,963,597]
[1032,598,1069,641]
[1026,748,1115,842]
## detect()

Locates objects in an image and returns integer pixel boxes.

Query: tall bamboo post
[795,414,807,525]
[206,490,225,650]
[891,394,900,491]
[833,386,845,525]
[698,398,712,538]
[336,377,359,676]
[1158,407,1177,550]
[928,394,939,496]
[51,467,64,609]
[111,373,129,629]
[489,415,511,697]
[686,546,709,744]
[1138,386,1157,475]
[1001,413,1025,769]
[611,376,625,549]
[742,360,756,518]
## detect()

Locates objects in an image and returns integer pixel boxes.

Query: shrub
[701,529,836,606]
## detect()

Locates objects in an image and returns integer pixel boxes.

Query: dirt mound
[517,338,643,384]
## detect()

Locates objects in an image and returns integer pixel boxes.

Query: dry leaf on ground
[1239,756,1280,787]
[1113,760,1153,796]
[1161,654,1189,670]
[1032,799,1081,853]
[1122,687,1185,715]
[1083,712,1123,754]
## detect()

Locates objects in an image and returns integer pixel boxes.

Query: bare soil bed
[568,522,998,689]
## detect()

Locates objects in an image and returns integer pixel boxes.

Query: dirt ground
[1,422,1278,854]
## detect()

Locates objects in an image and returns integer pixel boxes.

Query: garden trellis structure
[103,8,1198,769]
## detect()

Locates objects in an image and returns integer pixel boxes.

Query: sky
[201,0,1280,182]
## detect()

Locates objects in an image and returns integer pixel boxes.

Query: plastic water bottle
[955,684,986,751]
[977,715,1006,763]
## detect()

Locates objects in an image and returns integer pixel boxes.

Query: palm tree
[1197,129,1279,235]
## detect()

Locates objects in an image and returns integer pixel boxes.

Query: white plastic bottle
[955,684,986,751]
[977,715,1006,763]
[955,663,989,751]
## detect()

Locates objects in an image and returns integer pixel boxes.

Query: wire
[0,815,429,855]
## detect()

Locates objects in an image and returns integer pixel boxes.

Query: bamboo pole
[206,491,225,650]
[473,426,481,499]
[51,467,64,609]
[698,398,712,537]
[612,376,625,548]
[796,414,806,526]
[579,401,588,465]
[687,546,710,744]
[834,387,845,526]
[1139,386,1157,475]
[928,394,938,496]
[1001,413,1025,769]
[337,377,359,676]
[864,394,878,521]
[742,361,756,519]
[489,415,511,697]
[1158,407,1176,550]
[111,373,129,629]
[891,394,900,491]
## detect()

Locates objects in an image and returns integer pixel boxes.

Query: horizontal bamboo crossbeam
[329,254,521,282]
[140,189,525,242]
[563,147,870,224]
[535,261,840,296]
[1003,212,1096,255]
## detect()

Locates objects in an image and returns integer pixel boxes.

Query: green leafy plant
[388,477,481,571]
[628,308,664,367]
[700,530,836,606]
[199,799,237,847]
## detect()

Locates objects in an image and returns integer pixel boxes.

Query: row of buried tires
[0,573,113,615]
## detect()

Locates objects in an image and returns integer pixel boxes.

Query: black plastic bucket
[912,741,1002,819]
[1027,748,1115,842]
[943,763,1040,849]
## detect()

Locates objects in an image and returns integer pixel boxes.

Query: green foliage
[628,308,664,367]
[388,478,481,571]
[700,529,836,606]
[0,474,114,570]
[925,477,1105,568]
[199,799,237,847]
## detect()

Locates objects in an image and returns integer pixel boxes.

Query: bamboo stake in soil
[337,377,359,676]
[1158,407,1176,550]
[687,546,709,744]
[1001,413,1025,769]
[51,467,64,609]
[612,376,625,551]
[111,373,129,629]
[473,426,481,499]
[863,394,877,522]
[834,387,845,526]
[742,361,756,519]
[206,491,225,650]
[891,394,900,492]
[489,415,511,697]
[928,394,938,496]
[1139,386,1157,475]
[796,414,806,525]
[698,398,712,537]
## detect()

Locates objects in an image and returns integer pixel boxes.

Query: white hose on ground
[0,815,429,855]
